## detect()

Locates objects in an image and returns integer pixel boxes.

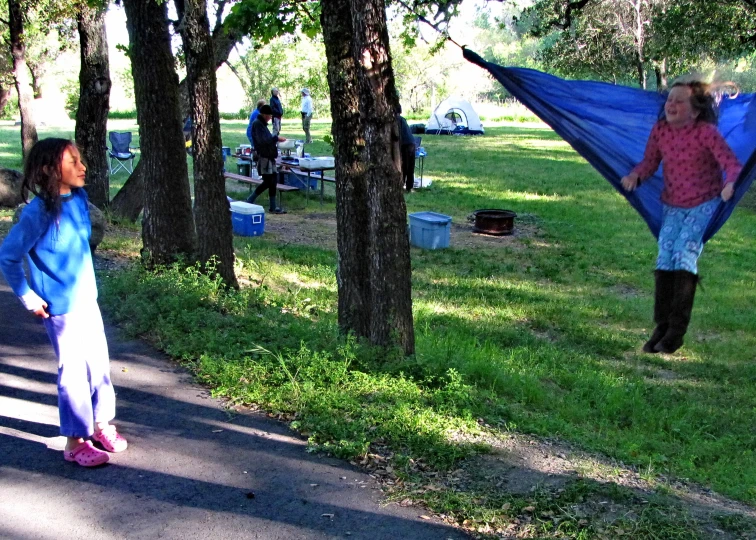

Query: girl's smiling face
[58,146,87,195]
[665,85,698,127]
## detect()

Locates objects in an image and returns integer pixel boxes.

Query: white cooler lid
[230,201,265,215]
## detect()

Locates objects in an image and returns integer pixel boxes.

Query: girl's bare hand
[722,182,735,202]
[32,302,49,319]
[621,173,640,192]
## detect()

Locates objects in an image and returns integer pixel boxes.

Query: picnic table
[231,154,335,206]
[277,157,335,206]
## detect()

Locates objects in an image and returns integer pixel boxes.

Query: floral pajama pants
[656,197,719,275]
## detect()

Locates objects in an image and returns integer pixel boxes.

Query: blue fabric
[463,49,756,242]
[657,198,719,273]
[246,109,261,143]
[0,189,97,315]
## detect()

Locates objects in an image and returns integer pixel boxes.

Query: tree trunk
[110,157,144,222]
[7,0,38,159]
[322,0,415,355]
[75,3,111,209]
[0,87,10,112]
[322,0,372,339]
[655,58,668,92]
[123,0,196,266]
[110,22,244,209]
[349,0,414,354]
[30,68,42,99]
[178,0,238,288]
[177,25,244,118]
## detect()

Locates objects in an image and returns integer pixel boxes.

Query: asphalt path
[0,275,467,540]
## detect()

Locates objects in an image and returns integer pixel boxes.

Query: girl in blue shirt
[0,138,127,467]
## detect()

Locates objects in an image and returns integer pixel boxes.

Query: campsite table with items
[276,157,335,206]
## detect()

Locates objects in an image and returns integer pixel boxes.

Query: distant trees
[518,0,756,88]
[6,0,38,158]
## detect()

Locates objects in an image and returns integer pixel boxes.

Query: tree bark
[322,0,415,355]
[0,87,10,112]
[123,0,196,266]
[177,22,244,118]
[29,68,42,98]
[7,0,38,159]
[350,0,414,354]
[177,0,238,288]
[322,0,372,339]
[110,157,144,222]
[75,3,111,209]
[111,19,244,210]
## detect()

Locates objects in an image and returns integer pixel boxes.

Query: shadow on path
[0,280,467,539]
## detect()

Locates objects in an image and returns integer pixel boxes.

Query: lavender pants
[43,302,115,438]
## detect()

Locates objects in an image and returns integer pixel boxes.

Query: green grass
[3,117,755,538]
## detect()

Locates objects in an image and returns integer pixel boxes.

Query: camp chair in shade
[108,132,137,174]
[414,136,427,186]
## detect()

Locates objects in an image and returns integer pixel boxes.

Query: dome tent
[426,97,484,135]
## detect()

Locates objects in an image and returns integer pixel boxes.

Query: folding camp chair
[108,132,137,174]
[414,136,427,187]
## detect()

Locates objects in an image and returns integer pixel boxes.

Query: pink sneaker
[64,441,109,467]
[92,425,128,453]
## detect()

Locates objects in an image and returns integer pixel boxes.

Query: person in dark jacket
[246,104,287,214]
[396,105,416,192]
[270,88,284,136]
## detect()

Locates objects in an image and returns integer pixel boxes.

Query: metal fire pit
[472,209,517,236]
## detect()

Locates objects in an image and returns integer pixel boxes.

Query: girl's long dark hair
[22,138,76,217]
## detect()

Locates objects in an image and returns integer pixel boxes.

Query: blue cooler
[408,211,451,249]
[230,201,265,236]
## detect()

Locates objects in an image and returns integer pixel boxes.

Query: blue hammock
[463,49,756,242]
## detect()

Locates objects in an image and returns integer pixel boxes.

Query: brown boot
[642,270,675,353]
[655,271,698,354]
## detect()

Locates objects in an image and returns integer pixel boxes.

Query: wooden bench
[224,171,299,208]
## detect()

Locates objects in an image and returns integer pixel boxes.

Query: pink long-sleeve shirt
[632,120,742,208]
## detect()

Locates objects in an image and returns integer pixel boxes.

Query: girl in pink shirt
[621,81,741,354]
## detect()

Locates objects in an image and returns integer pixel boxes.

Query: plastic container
[236,160,250,176]
[285,170,318,190]
[408,211,451,249]
[299,157,335,170]
[230,201,265,236]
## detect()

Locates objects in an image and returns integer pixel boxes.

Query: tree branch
[550,0,595,30]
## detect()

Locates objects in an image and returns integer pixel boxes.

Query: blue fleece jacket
[0,189,97,315]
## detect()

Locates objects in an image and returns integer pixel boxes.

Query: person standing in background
[396,105,416,192]
[300,88,313,144]
[270,88,284,137]
[246,99,266,147]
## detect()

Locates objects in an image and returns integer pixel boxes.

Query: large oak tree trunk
[322,0,415,355]
[75,3,111,209]
[7,0,38,159]
[123,0,196,266]
[110,159,144,222]
[350,0,414,354]
[322,0,371,339]
[177,0,238,288]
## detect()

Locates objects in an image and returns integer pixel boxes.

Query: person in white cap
[300,88,313,144]
[270,87,283,136]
